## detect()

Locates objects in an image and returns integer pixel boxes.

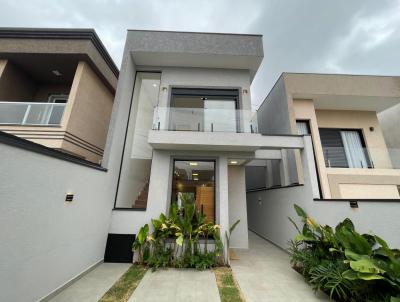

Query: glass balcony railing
[0,102,66,126]
[152,107,258,133]
[321,146,400,170]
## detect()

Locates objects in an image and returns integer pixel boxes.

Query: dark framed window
[169,88,240,132]
[171,159,216,223]
[319,128,371,168]
[296,120,311,135]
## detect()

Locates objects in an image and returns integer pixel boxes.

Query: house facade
[1,28,400,302]
[0,28,118,163]
[252,72,400,199]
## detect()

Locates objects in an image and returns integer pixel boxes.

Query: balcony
[0,101,66,126]
[152,106,258,133]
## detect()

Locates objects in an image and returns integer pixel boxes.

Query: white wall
[0,145,115,302]
[247,137,400,249]
[0,38,137,302]
[228,165,249,249]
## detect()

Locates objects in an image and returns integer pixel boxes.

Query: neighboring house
[0,28,118,163]
[1,28,400,302]
[252,72,400,199]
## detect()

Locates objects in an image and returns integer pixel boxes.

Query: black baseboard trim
[314,198,400,203]
[113,207,147,211]
[247,184,304,193]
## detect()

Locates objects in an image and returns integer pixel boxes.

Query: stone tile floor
[49,262,131,302]
[48,232,330,302]
[128,268,220,302]
[231,231,330,302]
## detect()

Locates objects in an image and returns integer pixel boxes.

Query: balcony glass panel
[152,106,258,133]
[0,102,66,125]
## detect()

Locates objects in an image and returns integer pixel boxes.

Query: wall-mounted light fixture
[369,127,374,132]
[162,87,168,92]
[349,200,358,208]
[65,193,74,203]
[242,89,248,94]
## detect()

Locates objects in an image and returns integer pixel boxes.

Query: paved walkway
[231,231,330,302]
[128,269,220,302]
[49,262,131,302]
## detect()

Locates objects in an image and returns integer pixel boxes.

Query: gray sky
[1,0,399,109]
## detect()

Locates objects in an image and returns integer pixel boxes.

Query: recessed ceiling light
[152,83,157,87]
[230,160,238,164]
[189,162,198,166]
[52,70,62,76]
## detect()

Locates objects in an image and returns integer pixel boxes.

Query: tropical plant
[225,219,240,260]
[288,204,400,302]
[132,196,225,270]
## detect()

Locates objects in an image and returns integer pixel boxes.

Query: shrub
[288,204,400,302]
[133,197,225,270]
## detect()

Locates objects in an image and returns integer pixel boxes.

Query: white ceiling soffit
[302,94,400,113]
[132,51,262,81]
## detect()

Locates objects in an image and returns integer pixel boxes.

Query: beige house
[257,72,400,199]
[0,28,118,163]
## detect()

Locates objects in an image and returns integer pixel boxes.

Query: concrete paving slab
[49,262,131,302]
[128,268,221,302]
[230,232,330,302]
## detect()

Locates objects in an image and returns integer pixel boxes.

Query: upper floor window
[169,88,239,132]
[296,120,311,135]
[319,128,371,168]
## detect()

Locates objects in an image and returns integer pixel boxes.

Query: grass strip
[214,267,245,302]
[99,265,147,302]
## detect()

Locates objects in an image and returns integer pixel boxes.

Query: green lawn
[99,265,147,302]
[214,267,244,302]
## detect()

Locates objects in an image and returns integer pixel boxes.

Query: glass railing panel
[321,146,400,170]
[152,106,258,133]
[0,102,66,125]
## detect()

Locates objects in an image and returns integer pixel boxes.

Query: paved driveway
[231,232,330,302]
[128,269,220,302]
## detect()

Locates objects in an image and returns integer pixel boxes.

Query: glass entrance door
[171,160,215,223]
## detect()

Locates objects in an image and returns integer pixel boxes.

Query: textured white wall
[0,39,137,302]
[228,165,249,249]
[247,137,400,250]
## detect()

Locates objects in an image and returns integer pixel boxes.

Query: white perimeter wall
[247,137,400,249]
[0,42,137,301]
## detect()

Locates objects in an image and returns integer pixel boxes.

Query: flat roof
[0,27,118,78]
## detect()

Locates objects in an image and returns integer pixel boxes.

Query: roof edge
[127,29,262,37]
[0,27,119,77]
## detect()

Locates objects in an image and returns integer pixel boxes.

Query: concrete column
[147,150,171,215]
[217,156,229,263]
[301,136,320,199]
[280,149,290,186]
[266,160,274,188]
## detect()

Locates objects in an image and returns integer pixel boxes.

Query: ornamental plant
[132,194,225,270]
[288,204,400,302]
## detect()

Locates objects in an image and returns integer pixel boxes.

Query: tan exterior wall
[293,99,400,199]
[0,61,114,163]
[0,60,36,101]
[63,61,114,163]
[33,84,71,101]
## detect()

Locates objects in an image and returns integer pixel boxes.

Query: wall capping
[0,131,107,171]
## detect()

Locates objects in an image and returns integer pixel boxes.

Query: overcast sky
[1,0,399,109]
